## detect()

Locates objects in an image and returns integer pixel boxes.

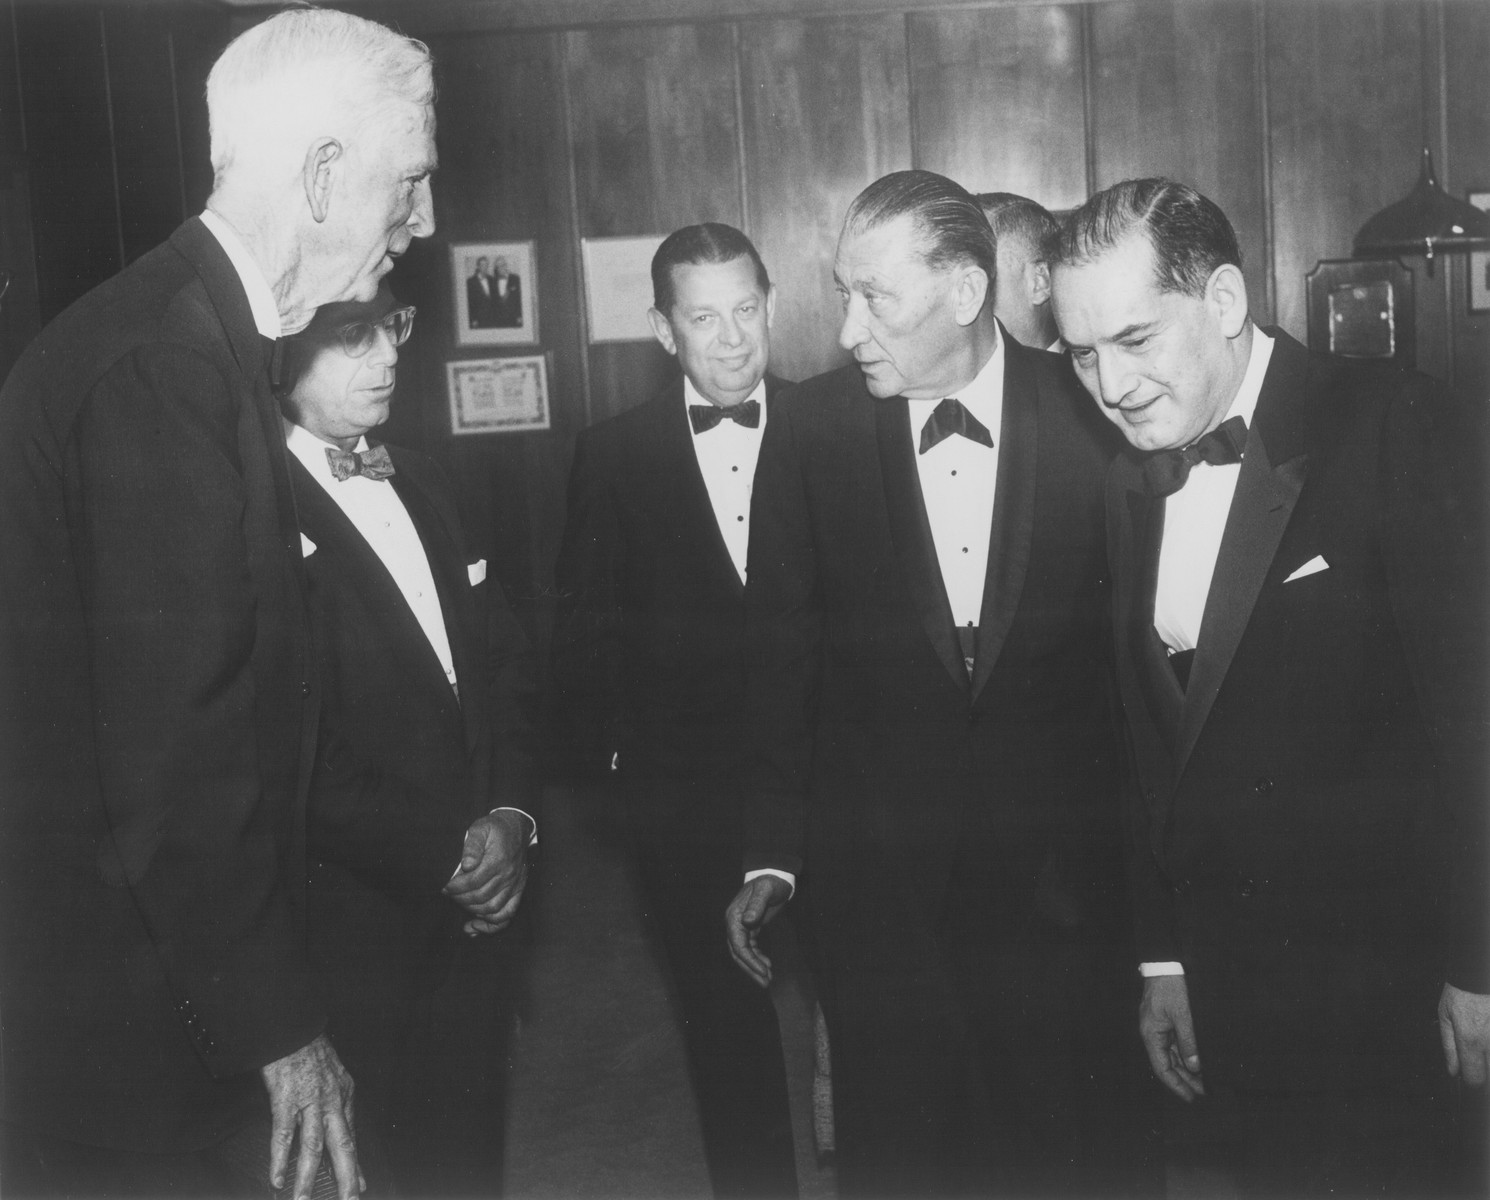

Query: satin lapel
[1126,486,1186,758]
[1175,338,1311,779]
[292,458,465,730]
[875,395,965,690]
[970,343,1037,703]
[389,454,485,752]
[654,378,746,599]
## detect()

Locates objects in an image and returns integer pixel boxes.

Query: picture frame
[447,354,550,436]
[581,235,666,343]
[1468,191,1490,314]
[451,241,538,346]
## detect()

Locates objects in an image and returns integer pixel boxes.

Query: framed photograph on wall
[447,354,550,436]
[1468,191,1490,314]
[451,241,537,346]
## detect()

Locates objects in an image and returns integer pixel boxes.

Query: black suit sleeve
[740,398,821,878]
[486,574,543,818]
[552,427,627,776]
[80,345,320,1075]
[1380,380,1489,993]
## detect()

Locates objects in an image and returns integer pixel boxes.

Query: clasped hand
[443,809,531,935]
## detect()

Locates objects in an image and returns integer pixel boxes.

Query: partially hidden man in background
[553,224,800,1199]
[277,288,540,1197]
[725,171,1154,1198]
[975,191,1063,353]
[0,11,436,1198]
[1050,177,1489,1197]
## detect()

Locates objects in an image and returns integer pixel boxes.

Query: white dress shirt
[199,209,281,338]
[685,375,768,586]
[1140,326,1273,981]
[286,422,458,695]
[907,328,1006,630]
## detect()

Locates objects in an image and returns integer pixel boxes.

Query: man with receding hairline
[725,170,1147,1198]
[554,223,799,1199]
[0,10,437,1197]
[1051,176,1488,1196]
[976,191,1062,352]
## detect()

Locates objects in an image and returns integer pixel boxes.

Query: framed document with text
[446,354,550,435]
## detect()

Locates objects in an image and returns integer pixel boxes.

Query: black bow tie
[260,334,285,390]
[919,397,993,454]
[1141,416,1248,498]
[326,444,395,482]
[689,399,760,433]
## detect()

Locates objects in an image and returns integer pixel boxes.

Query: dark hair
[651,223,770,314]
[1048,178,1241,298]
[845,170,995,280]
[975,192,1059,261]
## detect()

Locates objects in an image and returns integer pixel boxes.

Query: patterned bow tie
[1141,415,1247,498]
[326,443,395,482]
[689,399,760,433]
[919,397,993,454]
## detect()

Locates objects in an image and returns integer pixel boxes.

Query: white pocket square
[1284,555,1328,582]
[300,533,317,558]
[467,558,487,586]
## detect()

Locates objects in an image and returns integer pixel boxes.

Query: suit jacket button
[300,681,311,698]
[1144,788,1157,803]
[1252,777,1274,794]
[1239,879,1256,898]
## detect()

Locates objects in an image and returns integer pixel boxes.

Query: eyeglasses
[336,305,416,357]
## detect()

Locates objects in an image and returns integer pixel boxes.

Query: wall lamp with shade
[1353,146,1490,275]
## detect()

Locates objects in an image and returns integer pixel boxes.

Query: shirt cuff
[744,868,795,900]
[491,806,539,847]
[1139,961,1185,977]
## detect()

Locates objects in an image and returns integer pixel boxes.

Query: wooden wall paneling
[907,6,1086,212]
[567,22,743,428]
[737,12,911,383]
[168,6,231,217]
[1264,0,1425,348]
[16,4,118,323]
[1088,0,1270,321]
[102,7,188,266]
[0,0,39,383]
[403,28,576,609]
[1443,0,1490,401]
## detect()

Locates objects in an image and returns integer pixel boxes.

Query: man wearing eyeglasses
[277,288,540,1195]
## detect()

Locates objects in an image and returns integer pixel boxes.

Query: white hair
[206,9,433,195]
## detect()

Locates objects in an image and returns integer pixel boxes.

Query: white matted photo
[581,235,666,343]
[447,355,550,435]
[451,241,537,346]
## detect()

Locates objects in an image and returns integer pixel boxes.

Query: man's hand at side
[1140,974,1205,1102]
[261,1034,362,1200]
[725,875,792,989]
[444,809,531,935]
[1439,983,1490,1086]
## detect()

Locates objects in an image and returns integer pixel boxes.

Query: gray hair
[845,170,996,281]
[975,192,1059,261]
[207,9,434,192]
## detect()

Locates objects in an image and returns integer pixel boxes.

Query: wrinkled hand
[725,875,792,988]
[1439,983,1490,1086]
[1140,974,1205,1102]
[444,810,531,935]
[260,1034,362,1200]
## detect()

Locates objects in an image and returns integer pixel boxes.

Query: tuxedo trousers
[626,772,799,1200]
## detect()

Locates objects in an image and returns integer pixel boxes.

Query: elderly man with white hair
[0,10,436,1199]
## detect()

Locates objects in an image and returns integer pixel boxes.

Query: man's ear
[953,265,990,328]
[1027,260,1052,307]
[765,284,777,329]
[646,307,678,356]
[303,138,342,224]
[1207,262,1250,339]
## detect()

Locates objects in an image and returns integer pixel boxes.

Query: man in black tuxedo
[1049,177,1489,1196]
[0,11,437,1198]
[725,171,1148,1198]
[491,255,523,328]
[278,290,539,1196]
[467,255,497,328]
[554,223,799,1199]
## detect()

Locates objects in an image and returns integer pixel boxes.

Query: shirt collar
[200,209,282,339]
[908,323,1005,434]
[285,419,371,480]
[1218,325,1273,431]
[682,375,768,426]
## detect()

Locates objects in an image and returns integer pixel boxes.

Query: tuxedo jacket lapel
[1175,332,1311,780]
[971,340,1037,703]
[875,394,966,690]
